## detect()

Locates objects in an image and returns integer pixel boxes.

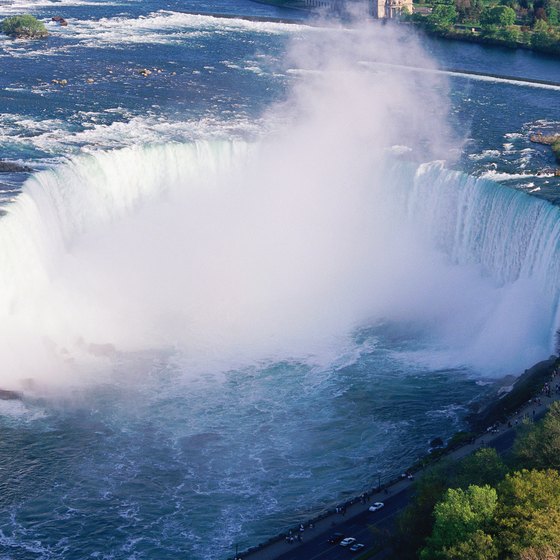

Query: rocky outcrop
[0,389,22,400]
[0,161,32,173]
[466,357,558,430]
[530,132,560,165]
[51,16,68,26]
[530,132,560,146]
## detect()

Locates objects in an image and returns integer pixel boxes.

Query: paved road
[269,488,412,560]
[240,391,557,560]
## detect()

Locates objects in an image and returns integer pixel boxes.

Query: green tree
[421,485,498,560]
[452,448,508,490]
[514,401,560,470]
[531,18,560,50]
[393,462,452,559]
[393,449,507,559]
[496,469,560,558]
[439,530,498,560]
[480,5,517,25]
[498,25,523,41]
[547,6,559,23]
[427,4,458,28]
[1,14,48,38]
[456,0,483,22]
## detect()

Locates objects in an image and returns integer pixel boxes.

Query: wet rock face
[0,161,32,173]
[52,16,68,26]
[0,389,21,400]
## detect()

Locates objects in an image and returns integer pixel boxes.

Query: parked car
[340,537,357,547]
[350,543,365,552]
[368,501,384,512]
[327,532,345,544]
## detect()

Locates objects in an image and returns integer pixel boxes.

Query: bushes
[396,406,560,560]
[1,14,48,39]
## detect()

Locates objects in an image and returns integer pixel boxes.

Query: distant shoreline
[411,22,560,58]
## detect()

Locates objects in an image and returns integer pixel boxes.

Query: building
[369,0,413,18]
[256,0,412,18]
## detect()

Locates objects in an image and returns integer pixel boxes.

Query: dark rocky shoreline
[0,161,33,173]
[466,356,559,431]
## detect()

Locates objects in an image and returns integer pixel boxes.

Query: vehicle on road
[369,502,384,512]
[340,537,357,547]
[327,532,345,544]
[350,543,365,552]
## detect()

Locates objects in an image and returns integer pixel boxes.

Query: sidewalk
[234,381,560,560]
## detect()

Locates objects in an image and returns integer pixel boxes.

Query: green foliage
[455,0,484,22]
[1,14,48,38]
[480,23,499,36]
[427,4,458,28]
[452,448,508,490]
[393,462,453,559]
[480,4,517,24]
[530,17,560,49]
[420,469,560,560]
[409,403,560,560]
[441,530,498,560]
[547,5,559,23]
[496,469,560,558]
[513,401,560,470]
[420,485,498,560]
[498,25,524,41]
[393,449,506,559]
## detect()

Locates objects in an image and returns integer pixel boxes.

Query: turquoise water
[0,1,559,559]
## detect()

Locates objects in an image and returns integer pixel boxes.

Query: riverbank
[466,356,559,430]
[249,0,560,57]
[410,23,560,57]
[232,356,560,560]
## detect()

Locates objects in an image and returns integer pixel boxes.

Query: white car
[340,537,357,547]
[368,501,385,512]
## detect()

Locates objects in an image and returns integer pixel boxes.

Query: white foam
[479,169,542,181]
[0,0,109,16]
[0,112,263,156]
[469,149,501,161]
[58,10,306,49]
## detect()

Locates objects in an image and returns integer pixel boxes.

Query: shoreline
[416,24,560,58]
[230,355,560,560]
[248,0,560,58]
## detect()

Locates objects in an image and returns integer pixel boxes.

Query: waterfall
[0,142,558,386]
[403,161,560,358]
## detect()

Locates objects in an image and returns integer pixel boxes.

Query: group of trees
[408,0,560,53]
[394,402,560,559]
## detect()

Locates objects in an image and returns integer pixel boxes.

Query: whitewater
[0,1,560,559]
